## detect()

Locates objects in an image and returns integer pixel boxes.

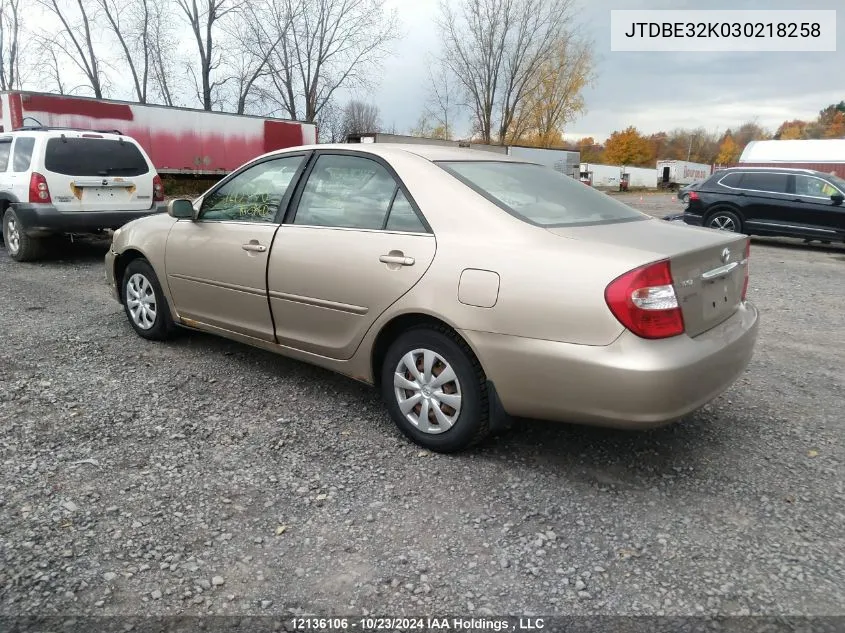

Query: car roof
[714,166,831,176]
[265,142,522,163]
[6,128,131,141]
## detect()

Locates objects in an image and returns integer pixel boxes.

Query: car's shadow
[162,327,727,485]
[0,235,111,262]
[751,236,845,254]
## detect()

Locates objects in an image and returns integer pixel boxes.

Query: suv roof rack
[12,125,124,135]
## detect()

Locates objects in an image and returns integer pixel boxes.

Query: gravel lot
[1,193,843,619]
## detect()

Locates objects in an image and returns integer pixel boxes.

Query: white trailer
[580,163,656,189]
[508,146,580,177]
[621,166,658,189]
[739,139,845,163]
[656,160,711,189]
[579,163,623,188]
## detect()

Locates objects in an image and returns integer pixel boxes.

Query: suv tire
[3,208,44,262]
[706,209,742,233]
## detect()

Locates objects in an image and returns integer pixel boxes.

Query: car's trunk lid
[547,218,748,338]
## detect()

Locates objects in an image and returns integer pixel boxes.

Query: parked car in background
[1,127,165,261]
[682,167,845,242]
[105,144,758,453]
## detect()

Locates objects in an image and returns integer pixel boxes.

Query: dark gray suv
[682,167,845,242]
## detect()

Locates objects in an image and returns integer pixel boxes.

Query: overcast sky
[28,0,844,142]
[376,0,844,142]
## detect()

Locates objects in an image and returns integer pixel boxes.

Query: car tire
[380,326,489,453]
[121,258,177,341]
[706,209,742,233]
[3,208,45,262]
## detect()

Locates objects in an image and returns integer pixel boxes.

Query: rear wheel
[380,326,489,453]
[706,209,742,233]
[3,208,45,262]
[121,258,176,341]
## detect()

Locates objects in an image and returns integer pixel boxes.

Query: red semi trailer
[0,91,318,175]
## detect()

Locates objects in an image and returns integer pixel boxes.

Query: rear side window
[738,172,788,194]
[0,138,11,171]
[44,137,150,177]
[717,172,743,188]
[12,137,35,172]
[438,161,644,227]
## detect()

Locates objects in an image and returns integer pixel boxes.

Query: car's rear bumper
[682,212,704,226]
[12,202,166,235]
[461,301,759,429]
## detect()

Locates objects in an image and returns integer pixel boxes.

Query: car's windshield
[826,173,845,191]
[437,161,646,227]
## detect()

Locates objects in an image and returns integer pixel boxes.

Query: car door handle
[379,254,415,266]
[242,243,267,252]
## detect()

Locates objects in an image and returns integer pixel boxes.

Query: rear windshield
[45,137,149,177]
[438,161,646,227]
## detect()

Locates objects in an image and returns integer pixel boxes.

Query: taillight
[688,191,699,201]
[741,239,750,301]
[29,172,52,203]
[153,174,164,202]
[605,260,685,339]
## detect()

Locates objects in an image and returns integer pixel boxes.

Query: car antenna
[60,133,67,143]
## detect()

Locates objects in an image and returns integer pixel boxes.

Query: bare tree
[96,0,151,102]
[0,0,21,90]
[149,0,178,105]
[342,100,380,137]
[422,58,460,139]
[224,0,293,114]
[175,0,243,110]
[263,0,399,122]
[315,98,347,142]
[37,0,105,98]
[437,0,574,144]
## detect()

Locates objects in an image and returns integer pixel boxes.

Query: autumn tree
[602,126,652,167]
[576,137,603,163]
[823,111,845,138]
[716,134,740,164]
[507,34,593,147]
[775,119,807,139]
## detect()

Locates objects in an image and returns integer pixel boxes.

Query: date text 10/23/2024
[290,617,547,631]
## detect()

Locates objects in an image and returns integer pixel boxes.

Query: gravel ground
[1,193,843,619]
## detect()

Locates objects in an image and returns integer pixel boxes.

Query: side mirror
[831,193,844,205]
[167,198,195,219]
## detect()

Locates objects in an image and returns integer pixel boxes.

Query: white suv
[0,127,165,261]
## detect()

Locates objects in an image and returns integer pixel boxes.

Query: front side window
[438,161,645,227]
[294,155,403,230]
[737,172,788,194]
[12,137,35,172]
[794,175,839,198]
[200,156,304,222]
[45,137,150,177]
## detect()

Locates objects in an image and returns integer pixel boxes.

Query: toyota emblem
[721,248,730,263]
[102,179,108,186]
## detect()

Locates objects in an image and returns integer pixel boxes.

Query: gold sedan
[105,144,759,452]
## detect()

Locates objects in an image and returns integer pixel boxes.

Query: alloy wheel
[126,273,158,330]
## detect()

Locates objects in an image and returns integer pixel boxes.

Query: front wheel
[706,209,742,233]
[121,258,176,341]
[380,326,489,453]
